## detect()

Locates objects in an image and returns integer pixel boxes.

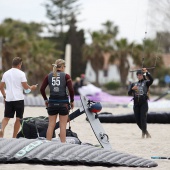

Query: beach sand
[0,103,170,170]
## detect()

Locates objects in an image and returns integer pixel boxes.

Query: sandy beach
[0,102,170,170]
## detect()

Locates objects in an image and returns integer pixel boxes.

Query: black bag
[66,128,78,138]
[17,116,56,139]
[59,118,81,143]
[58,127,78,138]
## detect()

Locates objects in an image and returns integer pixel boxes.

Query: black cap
[136,70,143,75]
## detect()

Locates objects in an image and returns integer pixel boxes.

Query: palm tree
[113,38,134,86]
[26,39,62,88]
[101,21,119,75]
[132,38,163,77]
[0,19,43,70]
[102,20,119,38]
[0,18,61,95]
[83,31,114,85]
[83,21,118,85]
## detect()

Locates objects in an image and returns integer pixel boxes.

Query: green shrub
[104,81,121,90]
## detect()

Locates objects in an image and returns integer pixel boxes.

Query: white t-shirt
[1,68,27,101]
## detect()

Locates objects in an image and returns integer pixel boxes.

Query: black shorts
[4,100,24,119]
[47,103,69,116]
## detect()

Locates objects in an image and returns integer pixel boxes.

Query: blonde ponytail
[52,64,57,77]
[52,59,65,77]
[56,59,65,66]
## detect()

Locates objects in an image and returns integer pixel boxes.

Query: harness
[133,80,148,102]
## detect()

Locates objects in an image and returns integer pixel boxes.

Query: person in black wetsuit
[128,68,153,138]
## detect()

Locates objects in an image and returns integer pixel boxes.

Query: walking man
[0,57,37,138]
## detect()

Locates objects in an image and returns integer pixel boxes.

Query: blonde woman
[40,59,74,142]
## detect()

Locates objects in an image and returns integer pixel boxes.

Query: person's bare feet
[146,131,151,138]
[142,132,145,138]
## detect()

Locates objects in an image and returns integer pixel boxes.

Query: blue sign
[164,75,170,84]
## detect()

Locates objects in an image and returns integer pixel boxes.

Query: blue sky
[0,0,155,43]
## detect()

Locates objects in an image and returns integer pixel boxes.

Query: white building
[85,55,138,85]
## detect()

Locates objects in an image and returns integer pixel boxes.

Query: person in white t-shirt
[0,57,38,138]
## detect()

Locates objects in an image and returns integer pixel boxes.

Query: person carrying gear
[128,68,153,138]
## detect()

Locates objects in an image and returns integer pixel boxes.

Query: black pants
[133,100,148,133]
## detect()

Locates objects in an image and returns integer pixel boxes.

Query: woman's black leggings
[133,101,148,133]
